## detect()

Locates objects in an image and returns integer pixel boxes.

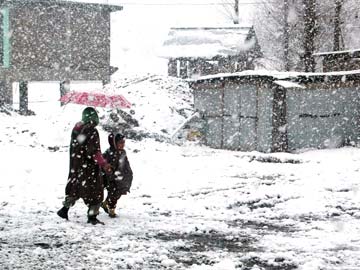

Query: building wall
[10,4,68,80]
[170,54,254,79]
[193,79,274,152]
[286,83,360,150]
[5,2,111,82]
[323,55,360,72]
[70,6,110,72]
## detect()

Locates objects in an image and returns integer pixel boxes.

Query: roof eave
[0,0,123,12]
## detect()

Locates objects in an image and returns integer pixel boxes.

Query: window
[1,8,10,68]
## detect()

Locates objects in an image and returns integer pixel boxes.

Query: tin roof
[160,26,258,59]
[189,69,360,86]
[0,0,123,11]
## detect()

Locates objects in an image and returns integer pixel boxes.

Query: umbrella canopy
[60,91,131,109]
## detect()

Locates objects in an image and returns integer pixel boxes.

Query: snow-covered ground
[1,76,360,270]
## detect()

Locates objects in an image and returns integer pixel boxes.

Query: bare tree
[254,0,303,70]
[284,0,290,71]
[303,0,317,72]
[218,0,240,24]
[241,0,357,71]
[333,0,344,51]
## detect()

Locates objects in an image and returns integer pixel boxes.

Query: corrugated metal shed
[189,70,360,152]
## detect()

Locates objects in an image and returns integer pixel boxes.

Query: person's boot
[57,206,69,220]
[101,201,109,214]
[108,208,117,218]
[87,215,105,225]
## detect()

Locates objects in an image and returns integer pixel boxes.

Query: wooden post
[0,80,13,105]
[19,81,29,115]
[102,78,110,87]
[60,80,70,106]
[272,86,288,152]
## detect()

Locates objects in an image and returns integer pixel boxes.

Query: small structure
[160,26,262,79]
[189,70,360,152]
[314,49,360,72]
[0,0,122,114]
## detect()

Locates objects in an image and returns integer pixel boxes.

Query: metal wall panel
[194,88,223,117]
[223,115,240,149]
[339,87,360,144]
[286,86,360,150]
[223,83,239,116]
[223,82,258,151]
[238,84,257,151]
[239,117,257,151]
[204,117,222,148]
[256,86,274,152]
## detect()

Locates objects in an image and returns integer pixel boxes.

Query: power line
[113,2,271,6]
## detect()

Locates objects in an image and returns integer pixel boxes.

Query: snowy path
[1,132,360,269]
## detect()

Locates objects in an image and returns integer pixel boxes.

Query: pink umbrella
[60,91,131,109]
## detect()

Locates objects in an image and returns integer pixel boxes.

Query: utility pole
[303,0,316,72]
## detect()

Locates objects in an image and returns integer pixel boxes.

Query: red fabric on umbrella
[60,91,131,109]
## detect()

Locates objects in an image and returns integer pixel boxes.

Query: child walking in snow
[101,133,133,217]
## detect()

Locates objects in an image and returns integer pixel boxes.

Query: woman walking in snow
[57,107,112,225]
[101,133,133,218]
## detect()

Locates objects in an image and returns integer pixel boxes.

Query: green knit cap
[82,107,99,125]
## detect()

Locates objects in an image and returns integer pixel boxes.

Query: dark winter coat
[65,122,104,205]
[103,145,133,198]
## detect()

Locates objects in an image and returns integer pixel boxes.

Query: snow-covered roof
[314,48,360,56]
[274,80,306,89]
[189,69,360,90]
[189,69,360,82]
[160,26,257,59]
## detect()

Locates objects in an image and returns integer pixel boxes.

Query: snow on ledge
[274,80,306,89]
